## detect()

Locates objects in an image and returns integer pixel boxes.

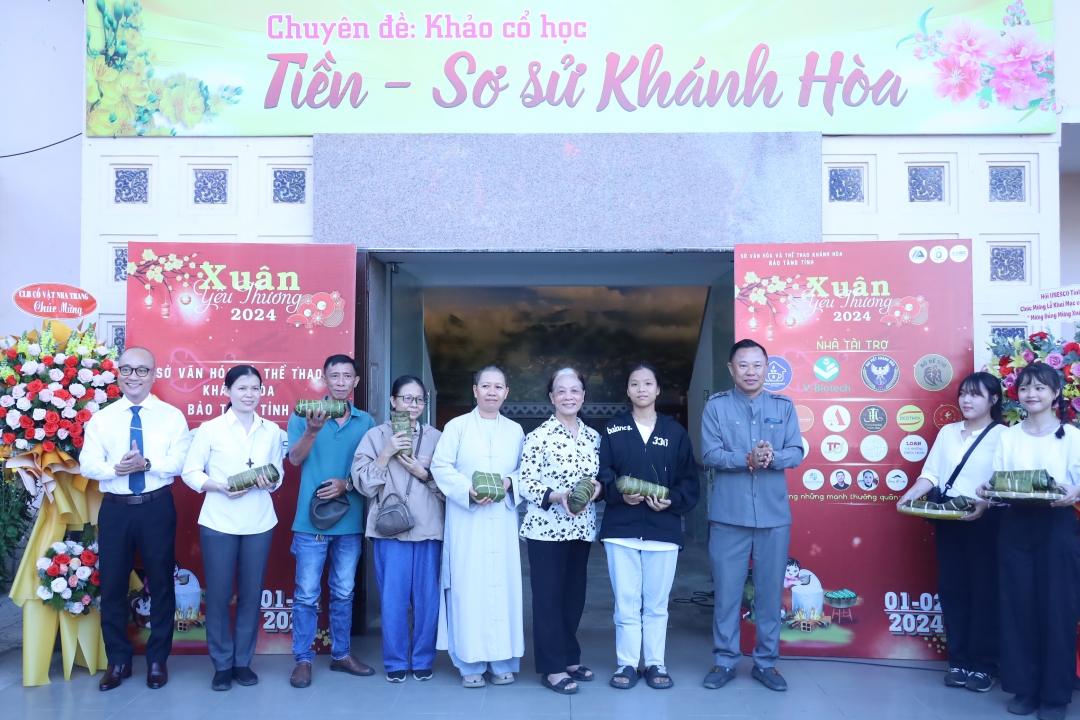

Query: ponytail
[1057,391,1068,439]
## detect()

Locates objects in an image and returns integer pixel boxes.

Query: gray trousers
[200,526,274,671]
[709,521,790,670]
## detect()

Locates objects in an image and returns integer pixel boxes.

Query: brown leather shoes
[329,655,375,677]
[99,663,132,691]
[147,662,168,689]
[291,662,312,688]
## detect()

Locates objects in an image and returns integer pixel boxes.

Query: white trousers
[604,541,679,668]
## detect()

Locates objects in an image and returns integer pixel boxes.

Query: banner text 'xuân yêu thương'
[85,0,1056,136]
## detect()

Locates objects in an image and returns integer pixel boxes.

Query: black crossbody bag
[925,422,999,505]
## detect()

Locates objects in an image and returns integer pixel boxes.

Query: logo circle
[909,246,928,264]
[861,355,900,393]
[802,438,811,460]
[764,357,793,392]
[796,405,815,433]
[949,245,970,263]
[821,435,849,462]
[859,405,888,432]
[860,435,889,462]
[823,405,851,433]
[813,356,841,382]
[897,405,925,433]
[803,469,825,491]
[856,469,879,491]
[934,404,961,428]
[829,469,852,490]
[930,245,948,263]
[886,469,909,491]
[915,354,954,392]
[899,435,929,462]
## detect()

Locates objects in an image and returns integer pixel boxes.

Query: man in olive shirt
[701,339,803,692]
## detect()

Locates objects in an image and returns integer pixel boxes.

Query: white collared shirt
[181,409,287,535]
[919,421,1005,498]
[80,395,192,495]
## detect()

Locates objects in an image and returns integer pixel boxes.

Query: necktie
[129,406,145,495]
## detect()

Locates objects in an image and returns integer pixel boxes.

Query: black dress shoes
[147,662,169,689]
[99,663,132,691]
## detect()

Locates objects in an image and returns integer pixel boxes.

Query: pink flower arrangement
[903,1,1055,117]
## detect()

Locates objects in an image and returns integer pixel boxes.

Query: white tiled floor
[0,627,1042,719]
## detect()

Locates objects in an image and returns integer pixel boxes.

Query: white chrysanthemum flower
[35,558,51,571]
[36,586,53,601]
[31,408,46,422]
[69,384,86,398]
[50,577,67,593]
[15,397,31,411]
[75,566,91,580]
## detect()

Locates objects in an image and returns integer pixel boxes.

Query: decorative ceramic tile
[193,169,228,204]
[111,325,126,352]
[990,246,1026,282]
[828,167,863,202]
[991,327,1027,344]
[989,166,1024,202]
[114,168,148,203]
[113,247,128,282]
[908,166,943,202]
[273,169,306,203]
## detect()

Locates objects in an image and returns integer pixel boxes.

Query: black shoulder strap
[943,422,999,495]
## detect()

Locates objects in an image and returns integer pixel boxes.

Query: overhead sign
[734,239,974,660]
[12,283,98,319]
[84,0,1055,136]
[1018,284,1080,324]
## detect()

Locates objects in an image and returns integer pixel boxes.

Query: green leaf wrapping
[472,471,505,503]
[226,463,281,492]
[390,410,414,457]
[615,475,669,501]
[567,476,595,515]
[991,470,1060,494]
[293,399,347,419]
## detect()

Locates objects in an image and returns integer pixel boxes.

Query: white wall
[1062,175,1080,287]
[1057,0,1080,124]
[0,1,84,331]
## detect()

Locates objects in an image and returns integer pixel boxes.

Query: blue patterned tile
[273,169,306,203]
[114,168,148,203]
[828,167,863,202]
[908,166,943,202]
[111,325,126,352]
[194,169,228,204]
[113,247,128,282]
[991,326,1026,344]
[990,246,1026,282]
[989,166,1024,202]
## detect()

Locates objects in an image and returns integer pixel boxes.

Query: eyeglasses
[118,366,152,377]
[394,395,427,406]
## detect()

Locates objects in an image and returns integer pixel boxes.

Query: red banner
[125,242,356,654]
[734,240,973,659]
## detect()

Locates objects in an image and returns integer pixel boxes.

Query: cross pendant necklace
[246,458,254,468]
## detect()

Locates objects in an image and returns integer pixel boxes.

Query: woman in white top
[897,372,1005,693]
[181,365,285,691]
[519,368,602,695]
[976,362,1080,719]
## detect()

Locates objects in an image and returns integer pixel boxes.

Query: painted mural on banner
[125,242,356,654]
[734,240,973,660]
[85,0,1054,136]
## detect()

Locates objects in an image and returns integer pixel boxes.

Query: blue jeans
[291,532,362,663]
[373,538,441,672]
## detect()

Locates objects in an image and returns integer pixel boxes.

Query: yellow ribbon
[7,446,106,686]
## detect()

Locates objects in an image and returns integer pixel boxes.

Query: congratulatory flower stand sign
[85,0,1055,136]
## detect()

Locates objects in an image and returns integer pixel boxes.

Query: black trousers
[528,539,591,675]
[935,509,1001,675]
[200,526,274,671]
[998,505,1080,706]
[98,491,178,665]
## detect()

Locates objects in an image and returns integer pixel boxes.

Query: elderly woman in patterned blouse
[519,367,603,695]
